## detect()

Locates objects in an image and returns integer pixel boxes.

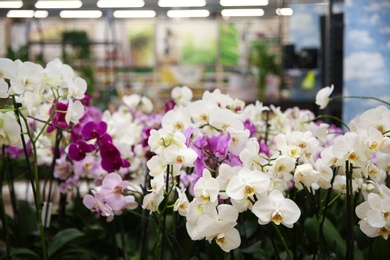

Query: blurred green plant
[62,30,95,94]
[249,39,281,101]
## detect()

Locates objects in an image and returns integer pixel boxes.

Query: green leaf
[240,240,262,254]
[17,200,38,237]
[322,217,346,258]
[48,228,85,257]
[10,248,40,259]
[305,216,346,258]
[53,246,98,260]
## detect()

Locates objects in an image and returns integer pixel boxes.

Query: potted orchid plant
[1,58,390,259]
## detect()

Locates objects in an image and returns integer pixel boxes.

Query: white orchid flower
[171,85,193,106]
[315,84,334,109]
[65,99,84,125]
[10,60,43,95]
[161,107,191,133]
[252,189,301,228]
[163,145,198,168]
[0,112,21,146]
[193,169,220,204]
[294,163,320,190]
[226,167,270,201]
[0,79,9,98]
[67,77,87,100]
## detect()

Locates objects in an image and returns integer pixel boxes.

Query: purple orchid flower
[100,142,130,173]
[82,121,108,141]
[47,102,69,133]
[68,140,94,161]
[243,119,257,138]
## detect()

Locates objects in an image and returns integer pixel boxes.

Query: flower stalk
[12,97,48,260]
[0,145,11,257]
[345,161,354,260]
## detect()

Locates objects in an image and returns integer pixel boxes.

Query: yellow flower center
[244,184,255,197]
[271,211,283,224]
[348,152,359,162]
[174,122,183,131]
[176,155,184,165]
[199,191,210,202]
[299,142,307,149]
[215,234,225,246]
[277,165,286,173]
[221,123,229,131]
[379,227,390,239]
[84,162,92,170]
[114,186,123,195]
[200,113,208,122]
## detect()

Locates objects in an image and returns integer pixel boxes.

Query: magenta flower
[243,119,256,138]
[97,134,113,146]
[141,127,153,147]
[258,139,269,156]
[100,142,130,172]
[47,102,69,133]
[81,93,91,106]
[207,133,231,159]
[68,140,94,161]
[82,121,108,140]
[100,173,129,211]
[165,99,175,112]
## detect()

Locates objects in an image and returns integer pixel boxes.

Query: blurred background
[1,0,389,123]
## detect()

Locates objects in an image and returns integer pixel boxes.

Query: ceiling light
[35,0,82,9]
[60,10,102,18]
[97,0,145,8]
[0,1,23,8]
[158,0,206,7]
[34,10,49,18]
[276,8,293,16]
[221,9,264,17]
[167,9,210,18]
[220,0,268,6]
[7,10,34,18]
[114,10,156,18]
[7,10,49,18]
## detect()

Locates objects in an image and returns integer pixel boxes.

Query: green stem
[345,161,354,260]
[119,217,128,260]
[332,95,390,107]
[43,129,63,228]
[309,115,349,131]
[317,166,339,259]
[0,145,11,258]
[12,97,48,259]
[160,164,171,260]
[272,223,292,260]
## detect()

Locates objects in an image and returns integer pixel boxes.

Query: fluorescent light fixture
[97,0,145,8]
[7,10,34,18]
[60,10,102,18]
[34,10,49,18]
[167,9,209,18]
[276,7,293,16]
[7,9,48,18]
[35,0,82,9]
[114,10,156,18]
[0,1,23,8]
[220,0,268,6]
[221,8,264,17]
[158,0,206,7]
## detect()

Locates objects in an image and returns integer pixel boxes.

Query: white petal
[280,199,301,227]
[226,175,246,201]
[367,209,386,228]
[216,228,241,252]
